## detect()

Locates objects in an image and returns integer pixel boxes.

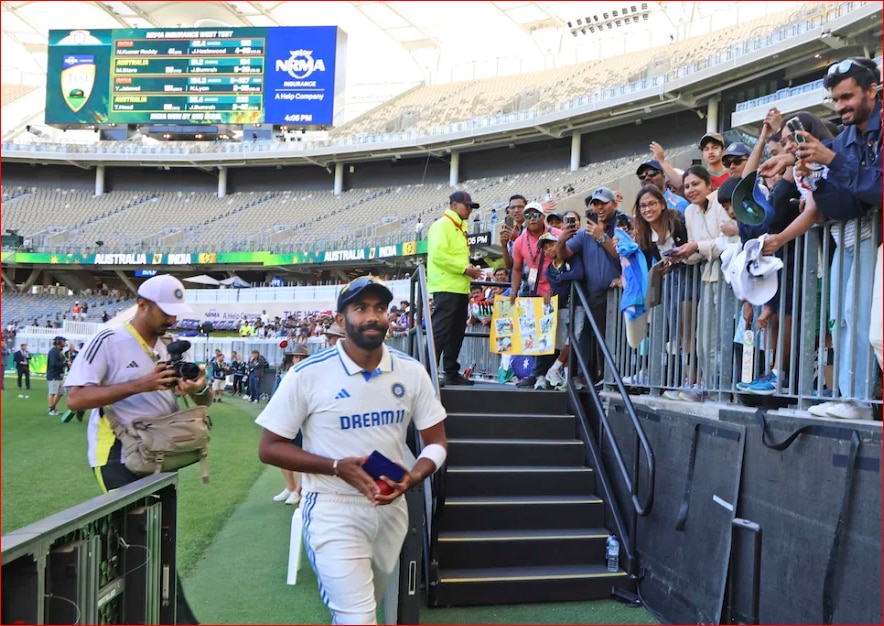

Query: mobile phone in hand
[786,117,807,144]
[363,450,406,496]
[504,216,515,227]
[586,212,598,224]
[566,216,577,227]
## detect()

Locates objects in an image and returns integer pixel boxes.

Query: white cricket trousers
[302,492,408,625]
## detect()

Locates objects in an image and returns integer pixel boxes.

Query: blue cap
[337,275,394,312]
[731,171,774,226]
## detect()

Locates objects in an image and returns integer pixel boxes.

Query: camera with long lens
[162,340,202,386]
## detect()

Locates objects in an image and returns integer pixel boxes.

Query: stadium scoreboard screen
[46,26,346,126]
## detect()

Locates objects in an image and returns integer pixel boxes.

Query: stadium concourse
[2,1,883,624]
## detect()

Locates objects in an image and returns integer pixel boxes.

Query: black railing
[405,264,446,594]
[567,280,656,576]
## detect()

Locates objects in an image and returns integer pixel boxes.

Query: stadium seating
[2,142,697,252]
[1,83,37,105]
[1,293,135,329]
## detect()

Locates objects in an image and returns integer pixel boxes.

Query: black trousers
[578,300,608,383]
[431,292,469,378]
[17,366,30,389]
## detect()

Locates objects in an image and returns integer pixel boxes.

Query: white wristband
[417,443,447,473]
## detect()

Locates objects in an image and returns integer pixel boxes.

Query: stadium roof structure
[2,1,805,123]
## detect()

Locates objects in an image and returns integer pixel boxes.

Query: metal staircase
[428,386,631,606]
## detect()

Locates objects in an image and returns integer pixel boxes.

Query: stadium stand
[3,144,697,253]
[0,83,37,105]
[327,3,815,138]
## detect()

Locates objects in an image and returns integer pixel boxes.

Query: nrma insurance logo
[276,50,326,79]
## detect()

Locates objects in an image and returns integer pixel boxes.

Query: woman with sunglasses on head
[667,166,737,401]
[630,185,689,388]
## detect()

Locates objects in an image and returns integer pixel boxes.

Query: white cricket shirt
[255,341,446,495]
[65,326,180,467]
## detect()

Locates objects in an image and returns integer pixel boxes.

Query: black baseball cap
[449,191,480,209]
[337,275,394,312]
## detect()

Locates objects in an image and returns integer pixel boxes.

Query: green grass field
[2,376,657,624]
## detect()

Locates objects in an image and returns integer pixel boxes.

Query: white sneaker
[285,491,301,506]
[272,488,292,502]
[824,401,873,420]
[808,401,841,417]
[545,368,565,388]
[534,377,550,390]
[242,394,250,400]
[662,389,681,401]
[572,379,586,391]
[679,384,704,402]
[623,370,648,386]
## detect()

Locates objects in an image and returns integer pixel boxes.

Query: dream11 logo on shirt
[276,50,326,79]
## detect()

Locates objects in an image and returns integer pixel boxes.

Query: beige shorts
[212,379,226,391]
[48,379,65,395]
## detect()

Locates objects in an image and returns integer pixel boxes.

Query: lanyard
[124,322,160,363]
[444,213,467,240]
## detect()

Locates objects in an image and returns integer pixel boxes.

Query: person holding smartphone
[256,275,448,624]
[556,188,623,386]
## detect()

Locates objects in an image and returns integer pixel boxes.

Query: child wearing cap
[539,232,585,389]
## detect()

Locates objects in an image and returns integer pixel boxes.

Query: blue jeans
[248,373,261,401]
[829,237,874,400]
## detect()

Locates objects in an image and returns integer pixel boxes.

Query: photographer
[65,274,210,623]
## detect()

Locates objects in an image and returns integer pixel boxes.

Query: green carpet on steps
[183,466,658,625]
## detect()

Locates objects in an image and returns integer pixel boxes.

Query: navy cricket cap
[337,275,394,312]
[636,159,664,176]
[449,191,479,209]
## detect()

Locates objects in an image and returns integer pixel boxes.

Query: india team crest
[61,55,95,113]
[391,382,405,398]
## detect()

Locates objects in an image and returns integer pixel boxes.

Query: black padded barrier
[607,404,745,624]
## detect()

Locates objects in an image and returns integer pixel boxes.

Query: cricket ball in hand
[375,480,393,495]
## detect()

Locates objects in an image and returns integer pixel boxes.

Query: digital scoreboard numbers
[111,34,266,123]
[46,26,346,126]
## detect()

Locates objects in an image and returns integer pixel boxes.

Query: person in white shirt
[65,273,211,624]
[256,275,448,625]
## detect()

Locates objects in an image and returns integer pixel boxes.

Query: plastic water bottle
[606,534,620,572]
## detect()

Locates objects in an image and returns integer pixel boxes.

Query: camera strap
[123,322,162,363]
[122,323,189,407]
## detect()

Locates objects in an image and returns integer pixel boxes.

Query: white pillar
[570,133,582,172]
[95,165,105,196]
[217,167,227,198]
[449,151,460,187]
[334,162,344,196]
[706,99,720,134]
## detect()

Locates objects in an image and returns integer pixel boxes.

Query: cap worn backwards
[136,274,193,317]
[337,275,394,313]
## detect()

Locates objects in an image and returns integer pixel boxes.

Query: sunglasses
[827,58,873,77]
[524,211,543,219]
[722,157,747,167]
[340,275,384,295]
[637,170,660,180]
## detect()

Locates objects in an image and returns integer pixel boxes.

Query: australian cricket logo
[61,55,95,113]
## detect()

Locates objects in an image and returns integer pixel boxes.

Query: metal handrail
[405,264,446,592]
[566,281,656,573]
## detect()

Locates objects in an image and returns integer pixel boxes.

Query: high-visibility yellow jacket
[427,209,471,294]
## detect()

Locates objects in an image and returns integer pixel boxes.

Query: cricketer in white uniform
[257,276,448,625]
